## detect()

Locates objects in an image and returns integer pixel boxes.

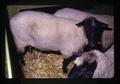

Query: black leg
[62,57,73,73]
[18,52,26,66]
[62,53,80,73]
[19,45,34,65]
[63,58,69,73]
[16,60,25,78]
[12,52,25,78]
[15,45,34,78]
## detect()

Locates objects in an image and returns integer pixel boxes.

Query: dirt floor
[22,50,74,78]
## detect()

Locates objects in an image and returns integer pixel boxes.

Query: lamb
[68,45,114,78]
[54,8,114,49]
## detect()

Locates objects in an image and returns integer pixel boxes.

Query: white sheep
[70,45,114,78]
[10,11,88,73]
[54,8,114,49]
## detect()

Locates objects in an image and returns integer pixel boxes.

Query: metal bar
[5,29,13,78]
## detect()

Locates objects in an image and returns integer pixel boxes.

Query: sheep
[54,8,114,49]
[68,45,114,78]
[10,11,88,74]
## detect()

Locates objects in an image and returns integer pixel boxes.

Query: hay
[22,50,74,78]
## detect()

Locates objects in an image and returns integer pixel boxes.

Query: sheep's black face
[76,17,112,50]
[68,61,97,78]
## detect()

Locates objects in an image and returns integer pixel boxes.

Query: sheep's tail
[102,42,114,53]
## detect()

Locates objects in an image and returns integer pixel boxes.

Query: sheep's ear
[76,21,86,27]
[100,22,113,31]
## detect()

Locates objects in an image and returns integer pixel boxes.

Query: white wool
[92,45,114,78]
[74,56,84,66]
[54,8,114,28]
[54,8,114,48]
[74,50,97,66]
[10,11,88,58]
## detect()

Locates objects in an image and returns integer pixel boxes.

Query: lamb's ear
[76,20,86,27]
[100,22,113,31]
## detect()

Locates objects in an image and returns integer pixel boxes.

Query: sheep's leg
[14,45,32,78]
[12,50,26,78]
[63,57,73,73]
[18,45,32,66]
[18,51,26,66]
[13,52,25,78]
[63,53,80,73]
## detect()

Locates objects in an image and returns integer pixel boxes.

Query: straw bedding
[22,50,74,78]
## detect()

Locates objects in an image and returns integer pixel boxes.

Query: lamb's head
[76,17,112,51]
[68,51,97,78]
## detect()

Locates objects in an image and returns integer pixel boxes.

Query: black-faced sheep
[10,11,88,74]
